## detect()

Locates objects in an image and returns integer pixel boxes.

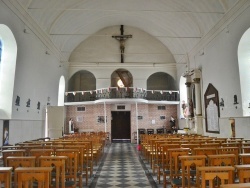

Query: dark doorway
[111,111,131,143]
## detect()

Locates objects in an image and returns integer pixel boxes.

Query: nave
[90,143,157,188]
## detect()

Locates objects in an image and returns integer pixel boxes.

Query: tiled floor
[0,144,166,188]
[90,143,159,188]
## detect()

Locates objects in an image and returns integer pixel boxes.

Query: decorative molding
[68,62,178,69]
[188,0,250,60]
[2,0,62,60]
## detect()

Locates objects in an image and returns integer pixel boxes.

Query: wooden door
[111,111,131,142]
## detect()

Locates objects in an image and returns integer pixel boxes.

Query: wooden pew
[6,156,36,187]
[221,183,250,187]
[235,164,250,183]
[2,150,26,167]
[55,149,82,188]
[240,154,250,164]
[15,167,53,188]
[217,147,240,165]
[208,154,236,167]
[39,156,68,188]
[29,149,53,166]
[197,166,235,187]
[163,148,190,188]
[0,167,13,188]
[171,155,206,188]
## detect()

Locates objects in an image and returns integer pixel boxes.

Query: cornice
[68,62,177,69]
[2,0,62,60]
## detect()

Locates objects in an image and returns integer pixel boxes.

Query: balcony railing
[65,87,179,103]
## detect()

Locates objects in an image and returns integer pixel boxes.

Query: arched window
[58,76,65,106]
[0,24,17,119]
[179,76,188,118]
[238,28,250,116]
[0,40,2,63]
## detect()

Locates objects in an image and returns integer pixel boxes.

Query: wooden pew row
[1,132,107,186]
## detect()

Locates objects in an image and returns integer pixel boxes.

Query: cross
[112,25,132,63]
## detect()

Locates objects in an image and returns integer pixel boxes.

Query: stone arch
[146,72,177,100]
[110,69,133,98]
[147,72,176,90]
[67,70,96,102]
[238,28,250,116]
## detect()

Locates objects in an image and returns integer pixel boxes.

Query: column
[192,69,202,116]
[193,78,202,116]
[185,75,192,118]
[185,75,192,129]
[192,69,203,135]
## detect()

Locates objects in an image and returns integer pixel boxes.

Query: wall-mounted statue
[37,101,40,110]
[26,98,31,107]
[15,95,20,106]
[234,95,238,104]
[219,98,224,107]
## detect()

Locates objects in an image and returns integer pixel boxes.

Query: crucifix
[112,25,132,63]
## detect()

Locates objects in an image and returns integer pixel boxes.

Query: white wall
[184,5,250,139]
[0,1,68,143]
[9,120,44,145]
[1,1,250,142]
[68,26,177,90]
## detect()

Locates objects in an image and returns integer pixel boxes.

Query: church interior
[1,0,250,187]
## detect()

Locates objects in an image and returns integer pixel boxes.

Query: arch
[110,69,133,88]
[238,28,250,116]
[58,76,65,106]
[146,72,177,101]
[147,72,176,90]
[179,76,188,118]
[110,69,133,98]
[67,70,96,102]
[0,24,17,119]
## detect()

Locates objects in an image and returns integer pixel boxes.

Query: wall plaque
[204,83,220,133]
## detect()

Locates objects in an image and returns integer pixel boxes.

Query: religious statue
[112,25,132,63]
[15,95,20,106]
[37,101,40,110]
[26,98,31,107]
[170,116,177,133]
[69,118,74,134]
[219,98,224,107]
[234,95,238,104]
[189,98,194,117]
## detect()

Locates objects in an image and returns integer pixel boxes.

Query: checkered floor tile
[90,143,154,188]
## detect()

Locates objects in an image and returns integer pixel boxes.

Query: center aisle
[90,143,154,187]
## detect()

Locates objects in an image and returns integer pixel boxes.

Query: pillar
[193,78,202,116]
[185,75,192,112]
[185,75,192,128]
[192,69,203,135]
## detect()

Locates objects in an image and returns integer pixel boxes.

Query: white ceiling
[7,0,240,64]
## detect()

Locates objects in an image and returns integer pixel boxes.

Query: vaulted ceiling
[5,0,240,64]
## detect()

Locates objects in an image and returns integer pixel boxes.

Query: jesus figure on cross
[112,25,132,63]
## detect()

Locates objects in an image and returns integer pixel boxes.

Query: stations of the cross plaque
[112,25,132,63]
